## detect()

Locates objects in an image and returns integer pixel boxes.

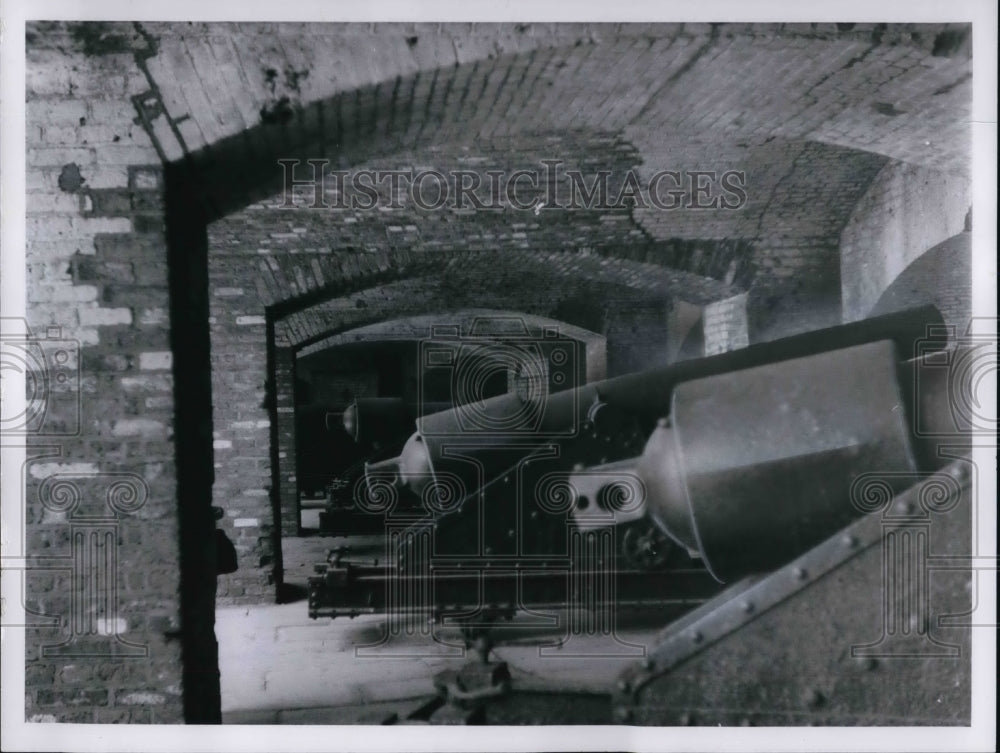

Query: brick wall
[54,22,969,184]
[703,294,750,355]
[632,137,887,341]
[24,41,186,723]
[840,161,971,322]
[274,348,298,537]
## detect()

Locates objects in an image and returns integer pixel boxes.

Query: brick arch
[281,308,609,535]
[212,231,745,592]
[208,127,894,353]
[839,161,972,322]
[870,231,971,338]
[275,251,740,348]
[297,308,606,373]
[136,21,971,221]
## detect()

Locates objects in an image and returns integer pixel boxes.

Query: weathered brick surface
[633,137,887,339]
[274,348,299,536]
[703,294,750,355]
[30,23,969,190]
[24,35,183,723]
[840,160,971,322]
[870,231,972,337]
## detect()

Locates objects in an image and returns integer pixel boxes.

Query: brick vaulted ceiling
[33,21,973,345]
[32,21,972,211]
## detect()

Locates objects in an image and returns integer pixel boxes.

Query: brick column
[208,306,275,602]
[703,293,749,355]
[24,39,187,721]
[274,347,300,536]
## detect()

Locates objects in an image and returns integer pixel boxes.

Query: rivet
[641,658,655,671]
[657,417,670,429]
[679,712,694,726]
[618,679,631,692]
[691,630,703,644]
[793,566,808,581]
[739,716,752,727]
[613,706,632,723]
[842,534,857,548]
[741,600,754,614]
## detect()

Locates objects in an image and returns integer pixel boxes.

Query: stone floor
[216,518,677,723]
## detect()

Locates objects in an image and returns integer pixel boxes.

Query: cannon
[317,398,454,535]
[341,397,452,446]
[308,305,962,630]
[319,326,579,534]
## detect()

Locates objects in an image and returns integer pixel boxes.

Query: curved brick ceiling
[297,308,604,358]
[40,23,966,175]
[34,22,970,213]
[50,19,968,343]
[213,128,883,341]
[272,247,740,349]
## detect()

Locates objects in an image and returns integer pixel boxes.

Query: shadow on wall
[871,232,972,338]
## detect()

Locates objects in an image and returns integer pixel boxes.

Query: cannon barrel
[316,306,961,621]
[342,397,451,444]
[566,340,965,582]
[374,305,946,498]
